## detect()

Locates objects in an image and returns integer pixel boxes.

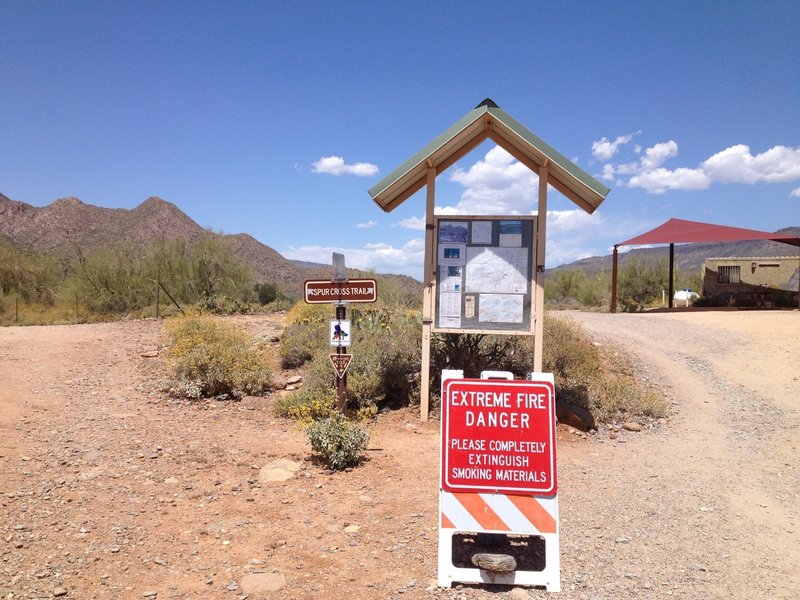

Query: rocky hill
[0,193,309,297]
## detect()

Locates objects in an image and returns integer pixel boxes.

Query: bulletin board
[433,215,536,334]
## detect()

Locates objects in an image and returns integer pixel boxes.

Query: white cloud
[591,131,640,161]
[356,220,377,229]
[701,144,800,184]
[598,137,800,194]
[543,209,604,266]
[641,140,678,170]
[395,216,425,230]
[790,186,800,198]
[447,146,538,214]
[628,167,711,194]
[311,155,379,177]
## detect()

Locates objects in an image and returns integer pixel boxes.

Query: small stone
[140,351,159,358]
[239,573,285,594]
[509,588,532,600]
[358,495,374,505]
[259,459,301,483]
[164,477,178,485]
[286,375,302,385]
[53,587,68,597]
[615,537,630,544]
[344,524,360,533]
[471,553,517,573]
[224,581,238,591]
[623,422,642,432]
[143,592,157,598]
[691,563,708,571]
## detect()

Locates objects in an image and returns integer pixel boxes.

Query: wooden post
[420,165,436,421]
[156,270,160,319]
[533,162,549,373]
[668,243,675,308]
[611,245,619,313]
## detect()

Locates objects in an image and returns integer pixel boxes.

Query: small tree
[618,256,670,311]
[254,282,282,305]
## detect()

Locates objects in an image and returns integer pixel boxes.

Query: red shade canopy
[618,218,800,248]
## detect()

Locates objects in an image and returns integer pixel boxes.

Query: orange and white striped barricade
[438,371,560,591]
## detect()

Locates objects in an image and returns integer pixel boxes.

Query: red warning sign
[441,377,557,496]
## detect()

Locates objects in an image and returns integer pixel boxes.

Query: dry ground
[1,310,798,599]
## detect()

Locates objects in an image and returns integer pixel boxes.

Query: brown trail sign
[304,279,377,304]
[329,353,352,378]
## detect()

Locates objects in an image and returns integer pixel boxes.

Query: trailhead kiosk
[368,99,610,420]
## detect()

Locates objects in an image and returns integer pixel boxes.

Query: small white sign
[329,319,352,347]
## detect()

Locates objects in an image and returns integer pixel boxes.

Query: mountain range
[1,193,797,294]
[0,193,329,297]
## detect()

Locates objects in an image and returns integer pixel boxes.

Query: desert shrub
[618,256,670,311]
[195,294,252,315]
[163,313,272,399]
[307,414,369,470]
[274,385,338,423]
[279,303,329,368]
[587,376,665,424]
[277,301,421,418]
[254,282,285,305]
[692,294,727,307]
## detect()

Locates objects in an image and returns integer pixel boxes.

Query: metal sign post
[333,305,348,414]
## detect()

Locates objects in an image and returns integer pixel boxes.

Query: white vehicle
[673,288,699,305]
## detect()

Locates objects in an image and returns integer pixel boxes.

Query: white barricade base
[437,491,561,591]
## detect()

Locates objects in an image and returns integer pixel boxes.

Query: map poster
[433,215,535,334]
[478,293,524,323]
[465,247,528,294]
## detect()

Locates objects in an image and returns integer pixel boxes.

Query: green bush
[307,415,369,470]
[278,301,422,415]
[163,313,272,399]
[275,385,338,423]
[254,282,284,305]
[279,303,329,368]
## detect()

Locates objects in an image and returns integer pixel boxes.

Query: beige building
[702,256,800,307]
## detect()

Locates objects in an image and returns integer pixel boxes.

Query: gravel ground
[1,310,798,599]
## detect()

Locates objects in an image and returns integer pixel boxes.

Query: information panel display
[433,216,536,334]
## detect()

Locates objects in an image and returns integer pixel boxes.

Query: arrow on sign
[329,353,353,379]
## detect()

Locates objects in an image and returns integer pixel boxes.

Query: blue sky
[2,1,799,278]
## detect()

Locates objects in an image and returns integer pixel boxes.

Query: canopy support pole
[610,245,619,313]
[668,243,675,308]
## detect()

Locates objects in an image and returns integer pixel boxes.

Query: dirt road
[1,311,798,599]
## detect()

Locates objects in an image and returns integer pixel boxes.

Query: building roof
[368,99,610,214]
[617,218,800,248]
